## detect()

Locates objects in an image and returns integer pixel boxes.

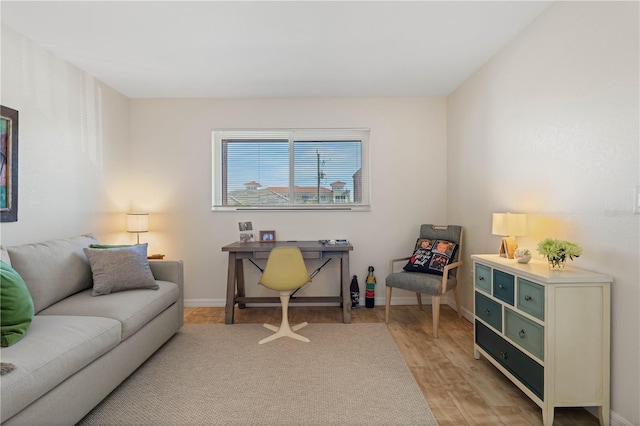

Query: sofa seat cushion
[38,281,179,340]
[0,315,121,423]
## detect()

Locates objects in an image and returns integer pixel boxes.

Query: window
[212,129,370,211]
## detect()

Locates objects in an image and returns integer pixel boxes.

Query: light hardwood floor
[184,304,600,426]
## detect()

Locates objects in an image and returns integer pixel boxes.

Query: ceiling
[1,1,552,99]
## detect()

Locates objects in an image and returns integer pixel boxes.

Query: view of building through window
[212,129,370,210]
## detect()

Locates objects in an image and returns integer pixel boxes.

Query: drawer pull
[524,295,532,301]
[479,276,485,281]
[484,309,491,316]
[498,284,504,289]
[519,329,526,339]
[499,351,509,360]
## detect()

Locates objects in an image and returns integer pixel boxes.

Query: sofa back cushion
[1,247,10,265]
[5,234,99,313]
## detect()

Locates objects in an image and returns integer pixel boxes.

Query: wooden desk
[222,241,353,324]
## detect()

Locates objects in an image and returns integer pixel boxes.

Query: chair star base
[259,321,310,344]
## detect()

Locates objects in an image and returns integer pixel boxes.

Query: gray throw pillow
[84,244,159,296]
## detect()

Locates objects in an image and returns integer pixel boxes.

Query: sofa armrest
[149,260,184,324]
[149,260,183,285]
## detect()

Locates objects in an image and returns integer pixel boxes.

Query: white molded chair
[258,246,312,344]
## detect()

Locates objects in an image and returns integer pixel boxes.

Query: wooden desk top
[222,240,353,252]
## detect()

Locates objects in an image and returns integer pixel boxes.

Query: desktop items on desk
[319,239,349,245]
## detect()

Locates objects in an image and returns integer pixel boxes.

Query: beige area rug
[78,323,439,425]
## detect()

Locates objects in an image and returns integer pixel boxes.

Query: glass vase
[548,258,566,271]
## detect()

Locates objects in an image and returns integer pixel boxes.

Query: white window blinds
[212,129,370,211]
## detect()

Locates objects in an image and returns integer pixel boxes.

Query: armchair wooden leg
[453,286,462,319]
[416,293,422,310]
[385,287,392,324]
[431,295,440,338]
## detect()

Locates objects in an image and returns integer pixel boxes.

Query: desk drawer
[302,252,321,259]
[505,308,544,361]
[475,263,491,293]
[475,292,502,332]
[476,321,544,400]
[493,270,515,305]
[517,279,545,320]
[254,251,321,260]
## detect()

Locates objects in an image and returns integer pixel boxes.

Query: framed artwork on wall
[1,105,18,222]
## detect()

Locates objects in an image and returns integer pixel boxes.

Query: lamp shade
[126,212,149,233]
[492,213,526,237]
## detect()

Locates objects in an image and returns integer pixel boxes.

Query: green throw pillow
[1,260,35,347]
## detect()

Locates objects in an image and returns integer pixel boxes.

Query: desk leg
[225,253,237,324]
[341,252,351,323]
[236,258,246,309]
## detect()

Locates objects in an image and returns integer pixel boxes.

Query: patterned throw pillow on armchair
[403,238,458,276]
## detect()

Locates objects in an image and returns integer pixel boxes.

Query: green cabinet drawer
[517,279,545,320]
[493,270,515,305]
[475,263,491,293]
[476,321,544,400]
[475,291,502,332]
[505,308,544,361]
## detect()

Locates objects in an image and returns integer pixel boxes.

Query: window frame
[212,128,371,211]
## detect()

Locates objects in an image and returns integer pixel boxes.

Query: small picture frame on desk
[238,221,255,242]
[259,230,276,242]
[239,232,254,243]
[238,221,253,232]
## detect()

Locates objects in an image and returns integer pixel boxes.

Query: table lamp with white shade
[127,212,148,244]
[492,213,526,259]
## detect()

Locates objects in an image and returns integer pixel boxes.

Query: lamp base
[499,236,519,259]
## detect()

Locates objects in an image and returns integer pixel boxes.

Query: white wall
[0,25,131,246]
[3,1,637,423]
[447,2,639,424]
[127,97,447,303]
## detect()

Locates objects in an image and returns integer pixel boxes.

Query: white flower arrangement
[536,238,582,269]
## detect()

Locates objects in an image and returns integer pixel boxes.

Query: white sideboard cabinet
[471,254,612,426]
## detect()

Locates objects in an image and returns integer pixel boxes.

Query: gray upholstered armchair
[385,224,463,338]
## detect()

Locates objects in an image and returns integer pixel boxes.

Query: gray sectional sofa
[0,234,184,425]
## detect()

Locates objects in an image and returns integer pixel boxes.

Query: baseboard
[185,299,370,308]
[184,298,384,308]
[581,407,633,426]
[185,295,473,315]
[595,407,633,426]
[184,299,226,307]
